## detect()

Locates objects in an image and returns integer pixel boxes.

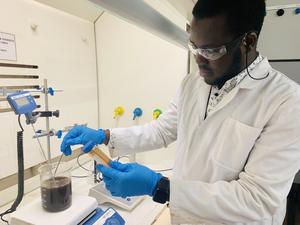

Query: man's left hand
[96,161,162,198]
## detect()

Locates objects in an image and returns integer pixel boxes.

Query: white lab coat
[109,58,300,225]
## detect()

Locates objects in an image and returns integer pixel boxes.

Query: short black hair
[192,0,266,37]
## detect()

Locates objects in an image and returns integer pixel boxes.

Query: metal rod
[33,131,49,139]
[0,85,40,90]
[0,75,39,79]
[0,95,40,102]
[30,89,64,93]
[0,105,41,113]
[54,154,64,177]
[31,124,55,182]
[44,79,52,161]
[0,63,38,69]
[31,124,49,162]
[32,123,87,139]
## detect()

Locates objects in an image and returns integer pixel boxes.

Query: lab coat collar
[205,57,271,116]
[238,57,272,90]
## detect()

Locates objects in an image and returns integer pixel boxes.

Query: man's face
[190,15,244,86]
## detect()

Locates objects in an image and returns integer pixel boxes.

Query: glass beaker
[39,162,72,212]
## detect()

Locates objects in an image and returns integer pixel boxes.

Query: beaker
[39,162,72,212]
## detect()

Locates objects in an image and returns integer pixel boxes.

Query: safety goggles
[188,34,245,61]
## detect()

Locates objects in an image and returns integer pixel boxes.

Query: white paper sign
[0,32,17,61]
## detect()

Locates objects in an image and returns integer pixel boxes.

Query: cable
[72,175,88,178]
[116,155,173,172]
[204,87,212,120]
[245,49,269,80]
[96,172,103,182]
[116,155,130,161]
[18,115,24,132]
[94,160,97,184]
[154,168,173,172]
[77,153,94,172]
[0,116,25,225]
[115,155,173,172]
[75,154,103,182]
[0,209,10,224]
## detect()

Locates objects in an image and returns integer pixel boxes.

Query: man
[61,0,300,224]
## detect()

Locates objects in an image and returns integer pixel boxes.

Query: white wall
[259,1,300,59]
[95,13,188,164]
[0,0,98,178]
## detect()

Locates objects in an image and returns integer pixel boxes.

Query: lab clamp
[0,64,83,220]
[0,64,127,225]
[0,65,142,219]
[0,76,63,158]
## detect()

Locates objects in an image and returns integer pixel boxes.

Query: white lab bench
[0,160,173,225]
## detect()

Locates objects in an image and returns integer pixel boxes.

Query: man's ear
[243,32,258,53]
[186,23,191,33]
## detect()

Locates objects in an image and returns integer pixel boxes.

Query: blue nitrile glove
[96,161,162,198]
[60,126,106,156]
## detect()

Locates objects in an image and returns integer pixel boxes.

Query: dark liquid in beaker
[41,176,72,212]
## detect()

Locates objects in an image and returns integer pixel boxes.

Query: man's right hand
[60,126,107,156]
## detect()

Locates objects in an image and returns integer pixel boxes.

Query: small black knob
[53,110,60,118]
[277,9,285,17]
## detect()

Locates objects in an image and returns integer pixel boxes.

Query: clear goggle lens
[188,41,227,61]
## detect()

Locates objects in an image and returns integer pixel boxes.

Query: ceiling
[33,0,104,22]
[33,0,194,23]
[33,0,300,23]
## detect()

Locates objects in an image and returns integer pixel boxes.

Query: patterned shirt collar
[207,55,264,115]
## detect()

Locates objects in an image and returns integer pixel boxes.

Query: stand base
[10,194,98,225]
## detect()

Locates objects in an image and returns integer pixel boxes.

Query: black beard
[214,48,243,88]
